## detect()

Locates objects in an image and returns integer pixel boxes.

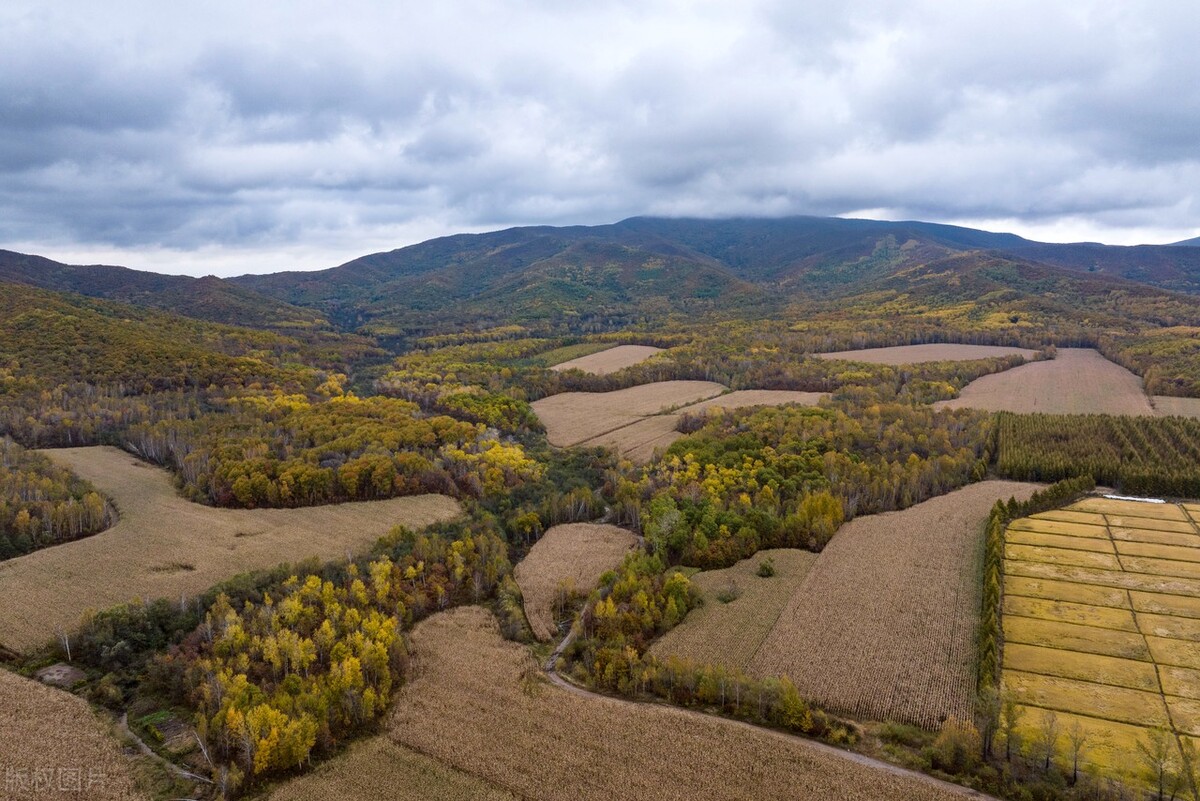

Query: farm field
[648,548,817,670]
[1155,396,1200,419]
[814,343,1037,364]
[747,480,1042,728]
[1000,497,1200,784]
[0,668,146,800]
[0,446,461,652]
[531,382,826,462]
[269,736,518,801]
[934,348,1155,415]
[549,344,664,374]
[385,606,970,801]
[514,523,638,641]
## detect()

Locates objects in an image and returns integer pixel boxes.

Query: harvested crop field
[0,668,145,800]
[815,343,1037,364]
[0,446,462,652]
[549,344,664,374]
[1001,497,1200,784]
[387,606,969,801]
[1154,395,1200,419]
[648,549,817,670]
[747,480,1042,728]
[934,348,1155,415]
[269,736,517,801]
[532,382,827,462]
[514,523,638,641]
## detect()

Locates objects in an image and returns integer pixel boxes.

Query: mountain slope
[0,250,330,332]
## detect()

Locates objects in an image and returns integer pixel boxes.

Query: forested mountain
[226,216,1200,340]
[0,249,330,332]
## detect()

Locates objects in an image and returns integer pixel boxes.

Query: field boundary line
[542,641,1000,801]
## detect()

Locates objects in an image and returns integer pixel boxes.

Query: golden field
[814,343,1036,364]
[0,668,145,801]
[0,446,461,652]
[531,382,826,462]
[549,344,665,375]
[741,481,1041,727]
[382,606,971,801]
[513,523,638,641]
[1001,496,1200,783]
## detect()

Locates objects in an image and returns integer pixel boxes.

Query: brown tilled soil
[514,523,638,641]
[0,446,461,652]
[549,345,664,375]
[0,668,146,800]
[387,606,970,801]
[815,343,1037,364]
[748,481,1043,728]
[934,348,1154,415]
[648,548,818,670]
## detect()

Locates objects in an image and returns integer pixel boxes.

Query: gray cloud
[1,0,1199,275]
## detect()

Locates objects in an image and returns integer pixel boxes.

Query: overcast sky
[3,1,1199,276]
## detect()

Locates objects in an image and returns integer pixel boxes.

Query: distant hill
[0,250,330,332]
[1172,235,1200,246]
[231,215,1200,340]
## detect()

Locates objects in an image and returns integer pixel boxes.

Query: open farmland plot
[746,480,1042,728]
[269,736,518,801]
[0,668,146,801]
[549,344,665,374]
[1000,496,1200,784]
[815,343,1037,364]
[531,382,827,462]
[648,549,818,670]
[514,523,638,641]
[0,446,461,652]
[935,348,1156,415]
[385,606,971,801]
[1155,396,1200,419]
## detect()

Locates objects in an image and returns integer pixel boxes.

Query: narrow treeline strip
[977,475,1096,696]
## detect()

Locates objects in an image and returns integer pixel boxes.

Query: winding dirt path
[542,629,999,801]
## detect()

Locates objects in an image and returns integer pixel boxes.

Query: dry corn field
[385,606,972,801]
[531,382,827,462]
[549,344,664,374]
[269,736,518,801]
[934,348,1156,415]
[0,668,146,801]
[514,523,638,641]
[815,343,1036,364]
[747,481,1043,728]
[1155,396,1200,419]
[1001,497,1200,785]
[0,446,461,652]
[648,548,818,669]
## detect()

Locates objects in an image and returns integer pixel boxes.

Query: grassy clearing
[1130,590,1200,618]
[0,446,461,652]
[647,548,818,670]
[1003,670,1171,727]
[1004,575,1129,608]
[813,343,1036,364]
[1111,526,1200,548]
[1005,543,1121,571]
[513,523,638,641]
[1003,616,1151,660]
[935,348,1156,415]
[1028,509,1109,526]
[1160,665,1200,699]
[1115,541,1200,563]
[1002,597,1137,631]
[1002,643,1159,692]
[268,736,518,801]
[1006,517,1111,539]
[1006,529,1115,552]
[0,668,146,800]
[385,606,968,801]
[548,344,664,374]
[746,480,1041,728]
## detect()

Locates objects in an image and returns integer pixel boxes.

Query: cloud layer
[2,1,1199,274]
